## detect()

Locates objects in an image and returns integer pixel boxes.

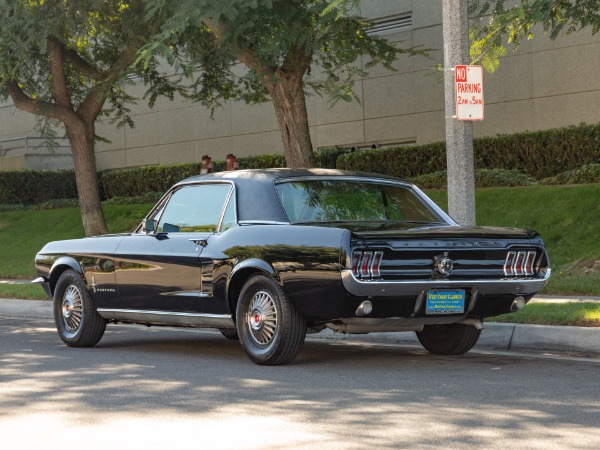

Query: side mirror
[143,218,157,234]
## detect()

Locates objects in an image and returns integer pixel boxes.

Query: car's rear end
[273,172,550,354]
[343,226,550,323]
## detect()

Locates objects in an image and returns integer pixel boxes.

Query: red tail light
[360,251,373,277]
[504,251,537,277]
[371,251,383,277]
[352,250,384,278]
[351,252,361,276]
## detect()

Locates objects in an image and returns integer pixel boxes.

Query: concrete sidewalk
[2,298,599,357]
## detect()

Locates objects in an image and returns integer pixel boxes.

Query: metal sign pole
[442,0,476,226]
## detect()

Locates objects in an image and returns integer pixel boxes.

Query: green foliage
[488,302,600,327]
[0,284,49,300]
[0,0,185,138]
[100,154,286,198]
[4,122,600,206]
[336,142,447,178]
[469,0,600,73]
[337,123,600,180]
[102,192,164,206]
[542,164,600,185]
[165,0,426,104]
[0,170,77,205]
[237,154,286,169]
[474,124,600,179]
[315,147,349,169]
[100,164,203,198]
[410,169,537,189]
[141,0,428,166]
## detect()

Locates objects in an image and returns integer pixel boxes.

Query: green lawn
[0,283,48,300]
[487,302,600,327]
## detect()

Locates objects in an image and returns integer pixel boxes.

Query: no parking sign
[455,65,484,121]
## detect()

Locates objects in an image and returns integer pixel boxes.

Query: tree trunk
[267,73,315,168]
[65,120,108,236]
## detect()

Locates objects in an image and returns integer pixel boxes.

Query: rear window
[274,179,443,224]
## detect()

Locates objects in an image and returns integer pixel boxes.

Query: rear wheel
[53,269,106,347]
[236,274,306,365]
[416,323,481,355]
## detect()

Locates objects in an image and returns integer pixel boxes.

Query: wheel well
[49,265,79,296]
[228,268,268,322]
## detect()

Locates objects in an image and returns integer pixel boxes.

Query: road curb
[311,323,600,356]
[2,298,599,356]
[0,298,53,320]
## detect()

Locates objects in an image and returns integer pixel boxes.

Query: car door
[112,182,234,313]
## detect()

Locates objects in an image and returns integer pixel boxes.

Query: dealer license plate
[426,289,465,315]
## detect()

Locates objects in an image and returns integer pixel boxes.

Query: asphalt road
[1,317,599,449]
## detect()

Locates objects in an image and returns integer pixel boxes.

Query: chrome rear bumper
[341,269,551,297]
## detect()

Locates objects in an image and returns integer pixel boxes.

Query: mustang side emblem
[90,276,116,293]
[435,252,454,276]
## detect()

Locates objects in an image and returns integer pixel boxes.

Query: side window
[155,184,232,232]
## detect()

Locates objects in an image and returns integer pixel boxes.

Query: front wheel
[416,323,481,355]
[236,274,306,365]
[53,269,106,347]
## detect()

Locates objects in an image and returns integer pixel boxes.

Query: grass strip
[0,283,48,300]
[487,302,600,327]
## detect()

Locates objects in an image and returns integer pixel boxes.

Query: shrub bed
[0,170,77,205]
[542,164,600,185]
[410,169,538,189]
[337,123,600,179]
[99,149,344,198]
[2,123,599,205]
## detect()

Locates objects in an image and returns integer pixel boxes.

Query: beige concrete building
[1,0,599,171]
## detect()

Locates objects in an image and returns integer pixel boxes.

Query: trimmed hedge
[410,169,538,189]
[0,170,77,205]
[100,163,203,198]
[337,123,600,180]
[100,149,344,199]
[2,123,600,205]
[336,142,446,179]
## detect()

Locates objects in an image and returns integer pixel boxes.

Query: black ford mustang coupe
[35,169,550,365]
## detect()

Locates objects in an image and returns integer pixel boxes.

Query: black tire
[53,269,106,347]
[416,323,481,355]
[236,274,306,365]
[219,328,239,340]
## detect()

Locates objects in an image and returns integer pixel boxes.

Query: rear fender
[227,259,278,318]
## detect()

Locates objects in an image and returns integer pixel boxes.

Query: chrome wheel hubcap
[246,291,277,346]
[62,285,83,332]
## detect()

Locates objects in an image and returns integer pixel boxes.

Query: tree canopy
[469,0,600,73]
[0,0,181,235]
[144,0,426,167]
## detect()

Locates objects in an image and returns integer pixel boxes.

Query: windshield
[274,179,445,225]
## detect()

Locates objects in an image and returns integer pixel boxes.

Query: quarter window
[155,184,232,232]
[220,196,237,232]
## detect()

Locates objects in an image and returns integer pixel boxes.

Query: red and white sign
[455,65,484,121]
